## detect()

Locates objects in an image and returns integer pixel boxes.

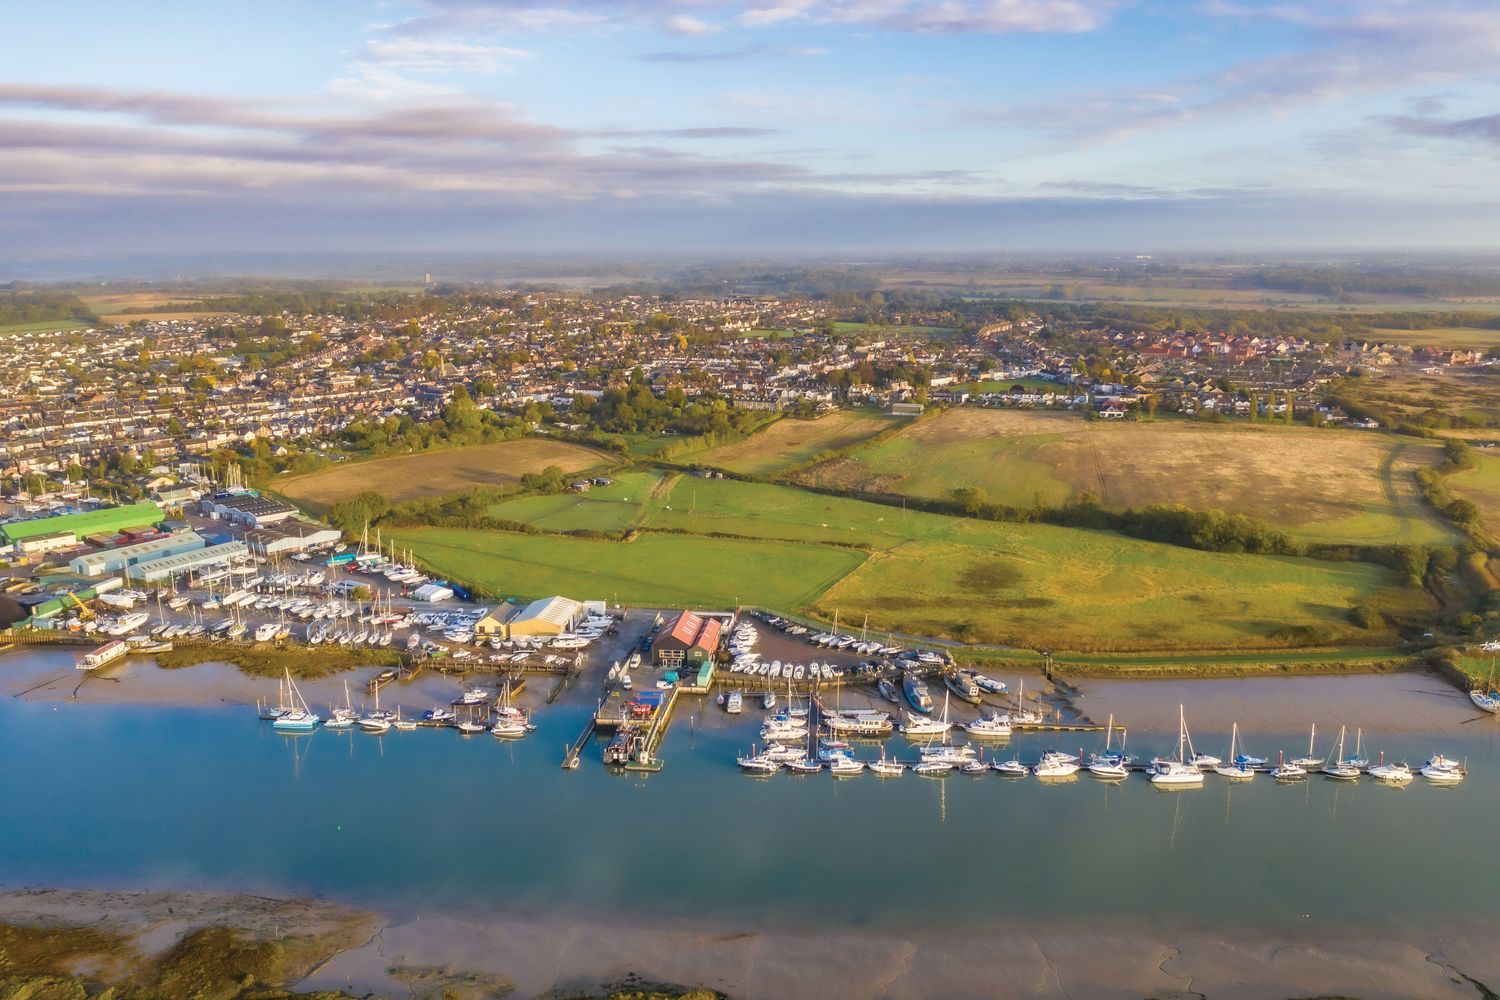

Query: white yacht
[1150,705,1205,786]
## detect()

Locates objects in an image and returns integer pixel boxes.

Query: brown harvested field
[685,409,896,476]
[81,291,233,326]
[792,409,1456,545]
[279,439,613,512]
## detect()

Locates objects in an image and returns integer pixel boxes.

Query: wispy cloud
[641,43,826,62]
[388,0,1117,37]
[359,38,534,73]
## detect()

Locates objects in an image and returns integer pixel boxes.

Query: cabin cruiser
[991,758,1030,777]
[1420,754,1464,782]
[899,711,951,737]
[828,756,865,777]
[902,673,934,714]
[972,672,1007,695]
[913,759,953,776]
[1034,751,1081,778]
[944,671,983,704]
[962,712,1012,739]
[738,751,782,774]
[1367,760,1414,783]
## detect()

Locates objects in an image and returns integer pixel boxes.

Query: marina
[2,645,1500,944]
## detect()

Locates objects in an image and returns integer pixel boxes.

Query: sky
[3,0,1500,257]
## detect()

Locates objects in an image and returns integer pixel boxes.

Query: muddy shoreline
[4,887,1498,1000]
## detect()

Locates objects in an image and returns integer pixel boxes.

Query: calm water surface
[3,687,1498,935]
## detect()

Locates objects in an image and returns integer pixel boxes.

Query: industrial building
[201,492,297,528]
[1,502,163,548]
[474,605,521,638]
[652,610,723,668]
[69,530,206,577]
[126,540,249,582]
[243,521,341,557]
[505,595,583,639]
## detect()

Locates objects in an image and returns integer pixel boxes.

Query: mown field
[280,439,613,513]
[389,526,867,610]
[486,469,672,532]
[401,472,1433,653]
[680,409,897,477]
[788,409,1456,546]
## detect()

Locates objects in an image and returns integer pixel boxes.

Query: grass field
[0,318,94,334]
[1369,327,1500,350]
[789,409,1457,546]
[831,321,958,338]
[280,439,613,513]
[406,471,1433,653]
[1449,451,1500,536]
[390,526,867,610]
[1337,368,1500,428]
[680,410,897,477]
[486,470,670,532]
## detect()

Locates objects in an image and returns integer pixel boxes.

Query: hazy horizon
[5,1,1500,261]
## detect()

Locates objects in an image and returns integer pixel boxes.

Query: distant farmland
[789,409,1456,547]
[280,439,613,512]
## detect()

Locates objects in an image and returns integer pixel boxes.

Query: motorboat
[1269,752,1306,780]
[1034,755,1081,778]
[901,712,950,737]
[1150,705,1205,786]
[962,711,1012,739]
[1367,760,1414,783]
[959,758,989,775]
[1420,754,1464,783]
[726,691,743,714]
[902,672,934,714]
[1087,758,1129,779]
[972,672,1007,695]
[828,756,865,777]
[913,759,953,776]
[784,758,823,774]
[944,671,983,705]
[876,677,900,704]
[738,752,782,775]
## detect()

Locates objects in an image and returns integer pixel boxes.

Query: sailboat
[1320,726,1361,779]
[1213,723,1256,780]
[359,684,395,733]
[1470,661,1500,714]
[271,669,320,731]
[325,680,358,730]
[1289,723,1322,768]
[1087,717,1130,778]
[1150,705,1204,786]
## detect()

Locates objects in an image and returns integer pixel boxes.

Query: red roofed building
[652,610,723,668]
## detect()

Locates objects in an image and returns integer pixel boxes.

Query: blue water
[3,693,1498,934]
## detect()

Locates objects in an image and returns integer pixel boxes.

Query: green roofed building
[0,502,164,546]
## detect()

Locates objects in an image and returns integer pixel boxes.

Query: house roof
[662,610,722,651]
